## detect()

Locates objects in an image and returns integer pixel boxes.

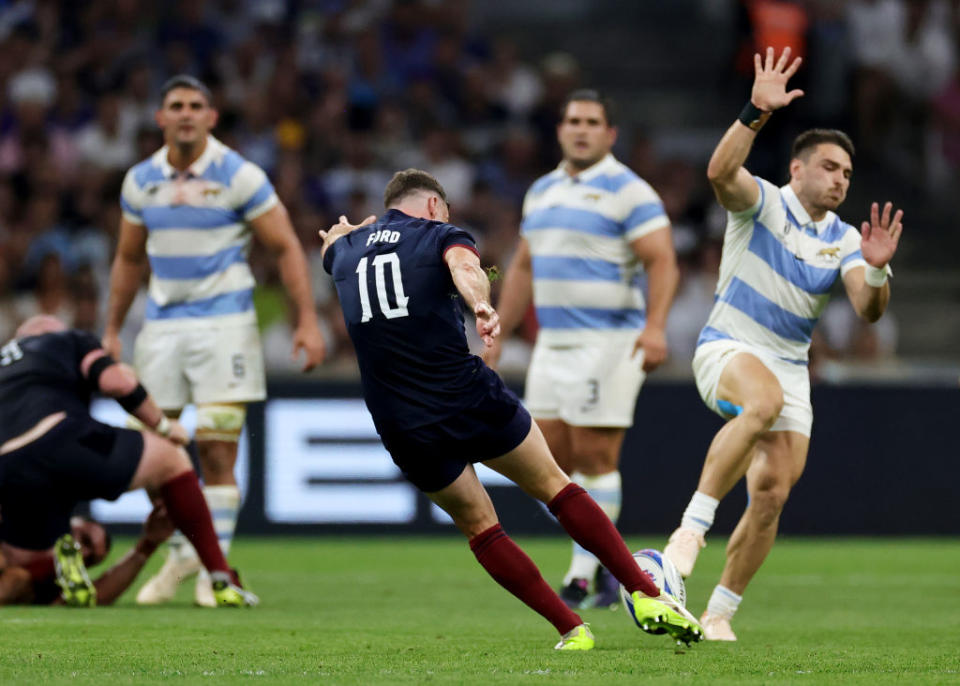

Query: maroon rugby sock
[548,483,659,597]
[469,524,581,635]
[159,471,230,575]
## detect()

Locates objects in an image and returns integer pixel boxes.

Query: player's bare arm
[843,201,903,322]
[92,503,174,605]
[319,214,377,260]
[707,47,804,212]
[80,349,189,445]
[251,203,327,371]
[445,246,501,348]
[630,226,679,372]
[103,218,149,359]
[481,237,532,368]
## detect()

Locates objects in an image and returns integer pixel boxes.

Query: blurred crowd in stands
[0,0,951,378]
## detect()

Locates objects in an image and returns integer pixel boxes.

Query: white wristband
[154,415,171,437]
[864,265,889,288]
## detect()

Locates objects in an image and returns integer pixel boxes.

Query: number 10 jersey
[323,209,489,433]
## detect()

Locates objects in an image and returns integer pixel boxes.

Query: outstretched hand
[751,46,804,112]
[474,302,501,348]
[861,201,903,268]
[319,215,377,256]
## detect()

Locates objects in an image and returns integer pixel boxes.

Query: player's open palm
[474,302,501,348]
[861,201,903,268]
[751,46,804,112]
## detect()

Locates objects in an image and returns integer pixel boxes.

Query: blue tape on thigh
[717,399,744,417]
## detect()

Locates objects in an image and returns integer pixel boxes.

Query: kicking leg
[425,464,588,647]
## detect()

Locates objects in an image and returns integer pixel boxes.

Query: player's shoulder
[527,167,566,197]
[824,215,860,245]
[200,137,259,187]
[126,149,167,189]
[590,157,661,202]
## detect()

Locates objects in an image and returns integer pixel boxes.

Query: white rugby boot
[663,527,706,578]
[135,549,201,605]
[194,569,217,607]
[700,611,738,641]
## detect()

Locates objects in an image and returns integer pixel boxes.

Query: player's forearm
[643,251,679,331]
[494,251,533,336]
[706,121,759,187]
[451,263,492,311]
[852,282,890,323]
[92,538,157,605]
[276,243,319,326]
[99,364,167,430]
[105,256,147,333]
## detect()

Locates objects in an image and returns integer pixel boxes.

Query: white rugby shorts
[693,339,812,436]
[524,335,646,428]
[133,320,266,410]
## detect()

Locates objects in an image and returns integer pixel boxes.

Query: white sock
[563,471,622,585]
[203,484,241,556]
[706,584,742,619]
[680,490,719,535]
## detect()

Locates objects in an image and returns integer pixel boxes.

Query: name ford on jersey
[366,230,401,246]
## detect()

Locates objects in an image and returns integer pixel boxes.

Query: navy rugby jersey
[323,209,488,432]
[0,330,102,443]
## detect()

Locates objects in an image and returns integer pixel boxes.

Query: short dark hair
[560,89,617,127]
[383,168,448,208]
[160,74,212,105]
[791,128,855,161]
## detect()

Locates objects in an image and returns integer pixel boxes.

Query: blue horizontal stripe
[120,196,142,218]
[581,171,634,193]
[211,509,236,520]
[532,255,621,282]
[697,325,735,347]
[237,179,275,216]
[522,206,622,238]
[528,172,564,196]
[133,161,167,187]
[750,221,838,294]
[150,244,247,280]
[841,250,863,266]
[200,150,245,186]
[146,288,253,320]
[821,218,846,244]
[624,202,667,232]
[721,277,816,343]
[536,306,645,329]
[142,205,242,230]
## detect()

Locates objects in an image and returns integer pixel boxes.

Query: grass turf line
[0,537,958,685]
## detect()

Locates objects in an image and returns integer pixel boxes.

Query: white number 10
[356,253,410,322]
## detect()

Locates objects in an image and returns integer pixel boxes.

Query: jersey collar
[559,153,617,182]
[154,135,224,179]
[780,183,835,235]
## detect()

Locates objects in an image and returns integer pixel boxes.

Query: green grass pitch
[1,537,958,685]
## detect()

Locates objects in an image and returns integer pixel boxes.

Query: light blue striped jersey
[120,135,278,326]
[698,178,870,364]
[520,154,669,343]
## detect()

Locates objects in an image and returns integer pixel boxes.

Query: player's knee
[749,483,791,527]
[742,392,784,432]
[195,403,245,442]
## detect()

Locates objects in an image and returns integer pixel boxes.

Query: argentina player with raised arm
[321,169,702,651]
[662,48,903,641]
[102,75,325,606]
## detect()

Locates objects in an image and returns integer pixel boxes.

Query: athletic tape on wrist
[738,101,771,131]
[87,355,116,389]
[864,265,889,287]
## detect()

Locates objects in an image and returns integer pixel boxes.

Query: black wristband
[87,355,116,390]
[117,383,149,413]
[738,101,771,131]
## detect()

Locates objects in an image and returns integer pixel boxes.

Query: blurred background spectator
[0,0,956,382]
